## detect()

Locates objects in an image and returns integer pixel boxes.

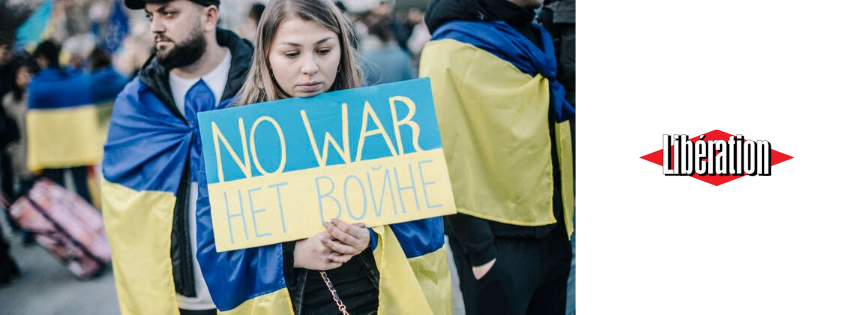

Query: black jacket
[426,0,542,49]
[425,0,566,266]
[136,28,253,297]
[0,61,20,148]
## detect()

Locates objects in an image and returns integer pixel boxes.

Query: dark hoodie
[424,0,566,267]
[136,28,253,297]
[426,0,542,50]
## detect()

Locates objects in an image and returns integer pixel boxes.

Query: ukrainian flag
[15,0,54,52]
[102,78,202,315]
[27,68,126,172]
[420,20,575,236]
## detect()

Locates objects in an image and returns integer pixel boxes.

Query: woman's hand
[321,219,370,264]
[293,231,345,270]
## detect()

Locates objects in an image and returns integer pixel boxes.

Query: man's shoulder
[428,21,513,54]
[116,77,143,99]
[434,20,497,34]
[28,70,80,107]
[29,69,64,89]
[114,77,164,109]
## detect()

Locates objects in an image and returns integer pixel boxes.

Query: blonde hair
[235,0,362,106]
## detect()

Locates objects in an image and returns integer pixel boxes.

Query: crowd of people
[0,0,575,314]
[0,33,128,284]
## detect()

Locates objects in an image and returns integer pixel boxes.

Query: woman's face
[15,67,32,90]
[269,18,341,98]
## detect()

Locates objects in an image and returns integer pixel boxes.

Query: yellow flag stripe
[27,105,104,171]
[102,180,180,315]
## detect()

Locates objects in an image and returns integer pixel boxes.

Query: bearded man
[101,0,252,314]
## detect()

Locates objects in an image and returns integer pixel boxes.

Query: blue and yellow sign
[198,78,456,251]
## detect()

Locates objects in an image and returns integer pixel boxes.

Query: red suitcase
[8,179,111,279]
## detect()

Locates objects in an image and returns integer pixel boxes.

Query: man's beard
[153,27,207,70]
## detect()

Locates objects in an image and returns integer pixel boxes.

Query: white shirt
[168,48,231,311]
[169,48,232,117]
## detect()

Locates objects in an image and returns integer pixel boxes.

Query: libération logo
[640,130,793,186]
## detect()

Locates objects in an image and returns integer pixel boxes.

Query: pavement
[0,232,120,315]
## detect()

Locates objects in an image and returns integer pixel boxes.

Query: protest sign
[198,78,456,251]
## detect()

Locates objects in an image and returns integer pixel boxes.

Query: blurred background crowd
[0,0,430,83]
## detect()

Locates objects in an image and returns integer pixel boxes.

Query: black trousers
[0,218,9,259]
[42,166,92,204]
[0,213,20,283]
[0,152,15,276]
[450,227,571,315]
[0,153,12,202]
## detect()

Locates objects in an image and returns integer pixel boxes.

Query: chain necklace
[319,271,350,315]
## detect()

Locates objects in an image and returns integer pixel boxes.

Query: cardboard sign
[198,78,456,251]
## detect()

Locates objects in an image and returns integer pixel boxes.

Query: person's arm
[447,213,497,277]
[0,100,20,147]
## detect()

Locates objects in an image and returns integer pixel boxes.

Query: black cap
[125,0,220,10]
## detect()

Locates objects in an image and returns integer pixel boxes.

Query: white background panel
[580,1,851,313]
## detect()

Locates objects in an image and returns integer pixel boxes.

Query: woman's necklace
[319,270,350,315]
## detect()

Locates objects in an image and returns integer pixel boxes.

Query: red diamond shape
[640,130,793,186]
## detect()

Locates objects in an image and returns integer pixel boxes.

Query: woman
[195,0,452,314]
[2,60,36,199]
[1,59,32,284]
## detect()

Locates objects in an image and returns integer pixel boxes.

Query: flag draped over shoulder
[430,20,574,122]
[26,68,127,172]
[101,77,205,315]
[420,20,575,236]
[101,29,255,315]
